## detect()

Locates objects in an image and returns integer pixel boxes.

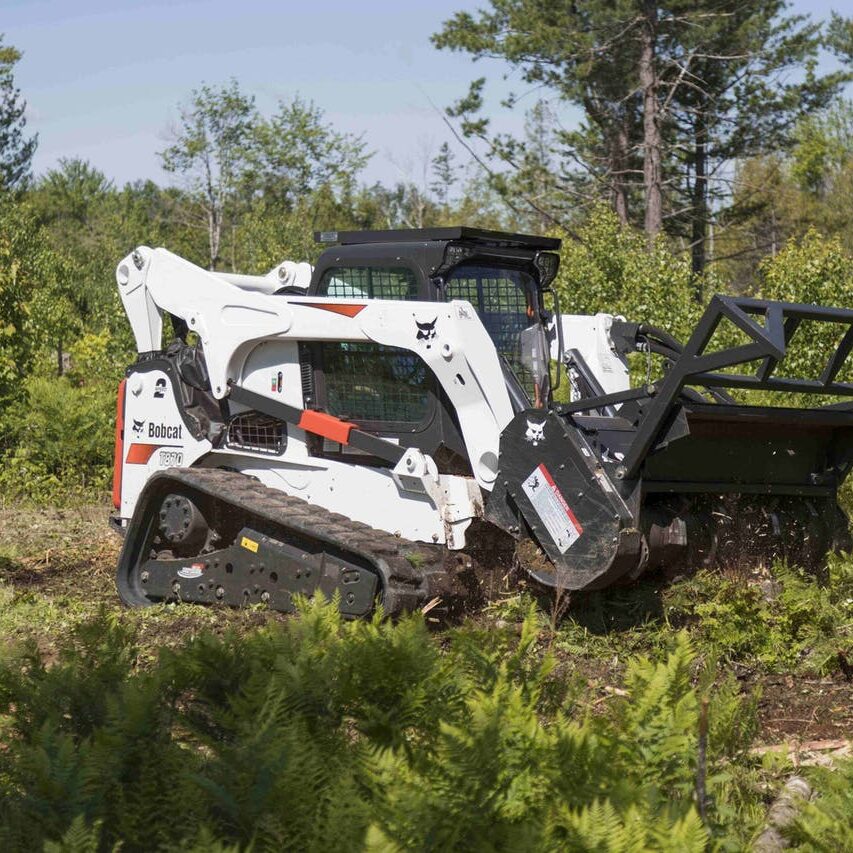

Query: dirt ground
[0,502,850,747]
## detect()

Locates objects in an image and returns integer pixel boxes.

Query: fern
[0,597,783,850]
[544,801,708,852]
[42,816,102,853]
[786,759,853,850]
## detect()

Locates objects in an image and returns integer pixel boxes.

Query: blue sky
[2,0,849,188]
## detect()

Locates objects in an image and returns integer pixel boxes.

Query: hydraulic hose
[638,323,684,354]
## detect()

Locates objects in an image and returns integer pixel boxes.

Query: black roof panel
[315,226,561,251]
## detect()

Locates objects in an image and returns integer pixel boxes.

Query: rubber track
[139,467,450,616]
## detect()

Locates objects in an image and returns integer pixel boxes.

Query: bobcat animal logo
[132,418,145,438]
[525,419,545,446]
[415,317,437,349]
[529,474,540,491]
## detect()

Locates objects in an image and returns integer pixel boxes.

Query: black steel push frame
[558,295,853,481]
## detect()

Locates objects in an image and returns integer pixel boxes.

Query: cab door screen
[445,265,538,398]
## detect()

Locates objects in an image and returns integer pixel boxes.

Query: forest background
[2,3,853,500]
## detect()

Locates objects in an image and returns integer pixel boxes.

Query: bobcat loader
[111,227,853,617]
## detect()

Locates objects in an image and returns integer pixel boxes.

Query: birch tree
[160,80,255,270]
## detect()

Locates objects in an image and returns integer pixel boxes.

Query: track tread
[128,467,449,616]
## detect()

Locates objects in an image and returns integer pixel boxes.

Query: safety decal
[521,464,583,554]
[177,563,205,579]
[241,536,259,553]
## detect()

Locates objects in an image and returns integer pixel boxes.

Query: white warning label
[521,464,584,554]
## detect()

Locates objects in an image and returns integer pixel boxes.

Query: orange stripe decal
[301,302,366,318]
[298,410,354,445]
[126,443,161,465]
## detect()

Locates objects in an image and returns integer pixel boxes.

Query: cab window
[321,343,430,426]
[319,266,418,299]
[316,265,429,427]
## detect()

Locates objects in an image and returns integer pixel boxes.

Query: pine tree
[0,35,37,191]
[433,1,845,263]
[429,141,459,212]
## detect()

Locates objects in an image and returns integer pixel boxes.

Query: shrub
[0,372,116,502]
[662,559,853,675]
[758,229,853,392]
[554,206,708,346]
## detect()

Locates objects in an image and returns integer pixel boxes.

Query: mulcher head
[487,295,853,591]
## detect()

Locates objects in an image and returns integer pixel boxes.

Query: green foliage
[787,758,853,850]
[554,206,705,342]
[0,198,68,404]
[662,558,853,675]
[433,0,845,246]
[758,229,853,390]
[0,599,773,851]
[0,372,116,501]
[0,34,37,190]
[159,79,370,271]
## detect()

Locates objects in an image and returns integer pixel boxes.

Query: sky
[1,0,849,189]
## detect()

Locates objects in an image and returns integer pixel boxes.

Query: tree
[247,96,370,210]
[717,102,853,289]
[160,79,256,270]
[433,1,844,265]
[0,197,67,403]
[161,83,371,270]
[29,159,114,372]
[34,158,114,227]
[828,12,853,63]
[0,35,37,191]
[430,142,460,212]
[663,4,846,278]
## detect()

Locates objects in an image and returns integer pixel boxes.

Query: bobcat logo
[415,317,437,349]
[525,419,545,446]
[132,418,145,438]
[529,474,540,491]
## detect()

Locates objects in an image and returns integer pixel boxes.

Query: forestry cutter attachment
[110,228,853,617]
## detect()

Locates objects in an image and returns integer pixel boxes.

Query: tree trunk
[208,207,221,271]
[691,117,708,297]
[611,123,630,226]
[639,1,663,241]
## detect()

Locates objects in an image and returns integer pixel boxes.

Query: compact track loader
[112,227,853,617]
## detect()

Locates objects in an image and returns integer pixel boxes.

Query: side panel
[119,368,211,520]
[553,314,630,396]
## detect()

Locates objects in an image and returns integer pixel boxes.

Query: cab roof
[314,227,561,251]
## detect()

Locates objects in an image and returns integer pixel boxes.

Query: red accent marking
[537,464,584,534]
[112,379,126,509]
[298,410,355,445]
[126,443,162,465]
[302,302,366,318]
